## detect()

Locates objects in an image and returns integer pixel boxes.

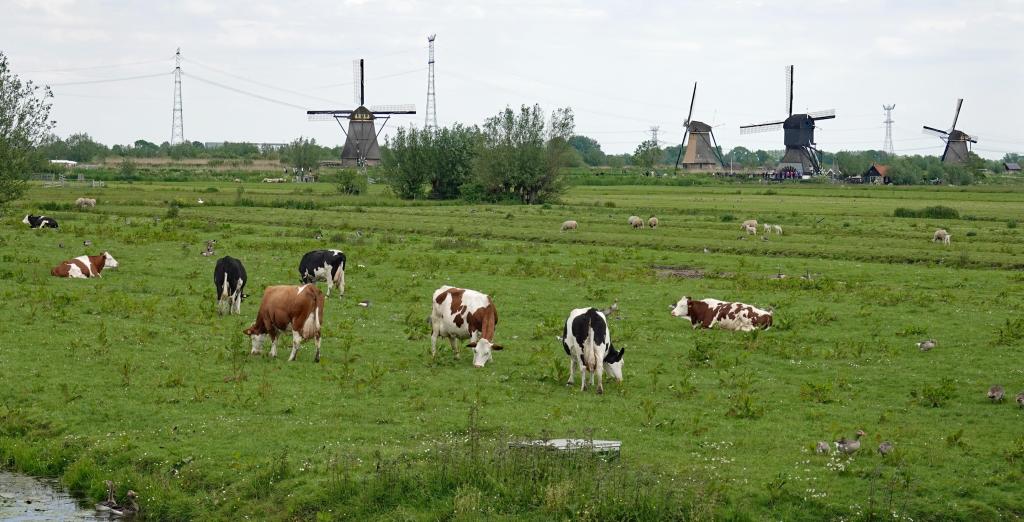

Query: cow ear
[492,344,504,351]
[466,342,477,348]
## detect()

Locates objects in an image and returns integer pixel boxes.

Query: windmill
[673,82,725,172]
[923,98,977,164]
[307,59,416,167]
[740,65,835,175]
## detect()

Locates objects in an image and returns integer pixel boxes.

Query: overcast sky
[4,0,1023,159]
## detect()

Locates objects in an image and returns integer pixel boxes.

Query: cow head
[670,297,691,319]
[102,251,119,269]
[243,324,265,350]
[603,345,625,382]
[467,338,503,368]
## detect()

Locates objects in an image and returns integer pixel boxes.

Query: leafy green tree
[471,104,574,204]
[282,137,323,171]
[632,139,660,171]
[0,51,54,210]
[382,124,481,200]
[568,135,606,166]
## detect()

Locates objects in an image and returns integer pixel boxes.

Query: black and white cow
[214,256,247,315]
[23,214,59,229]
[560,307,624,394]
[298,249,346,298]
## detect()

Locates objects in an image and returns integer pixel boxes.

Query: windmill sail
[785,65,794,117]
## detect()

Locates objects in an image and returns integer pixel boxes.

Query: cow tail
[584,325,598,372]
[220,276,229,300]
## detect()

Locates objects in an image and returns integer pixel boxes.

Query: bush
[893,206,960,219]
[910,378,956,407]
[382,124,480,200]
[1008,220,1017,229]
[335,169,367,195]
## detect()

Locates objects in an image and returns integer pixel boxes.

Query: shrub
[1008,220,1017,229]
[335,169,367,195]
[893,206,960,219]
[910,378,956,407]
[719,214,735,222]
[165,201,180,219]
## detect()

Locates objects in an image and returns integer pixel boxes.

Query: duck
[834,430,865,455]
[95,480,118,512]
[988,385,1005,402]
[878,441,894,456]
[1017,392,1024,408]
[915,339,937,351]
[815,441,830,454]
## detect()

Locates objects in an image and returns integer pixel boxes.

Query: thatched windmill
[923,98,977,164]
[307,59,416,167]
[673,83,724,172]
[740,65,835,175]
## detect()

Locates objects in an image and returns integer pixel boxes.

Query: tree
[471,104,574,204]
[632,139,660,172]
[0,51,54,210]
[568,135,606,166]
[64,132,108,162]
[381,124,480,200]
[282,137,322,171]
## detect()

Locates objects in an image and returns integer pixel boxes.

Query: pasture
[2,180,1024,520]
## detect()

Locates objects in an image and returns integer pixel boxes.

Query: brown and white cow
[244,284,325,362]
[51,252,119,278]
[671,296,773,331]
[430,285,503,367]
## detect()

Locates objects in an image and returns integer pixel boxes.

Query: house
[863,164,891,185]
[1005,162,1021,173]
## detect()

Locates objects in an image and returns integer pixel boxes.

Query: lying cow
[560,307,624,394]
[244,284,325,362]
[51,252,119,278]
[75,197,96,208]
[23,214,59,229]
[671,296,773,331]
[214,256,247,315]
[560,220,578,232]
[430,285,503,368]
[298,249,346,298]
[933,229,951,245]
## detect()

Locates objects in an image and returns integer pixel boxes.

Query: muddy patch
[652,266,705,279]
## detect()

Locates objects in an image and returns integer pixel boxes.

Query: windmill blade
[785,65,794,117]
[673,127,689,173]
[950,98,963,131]
[922,125,949,138]
[808,109,835,120]
[740,121,784,134]
[709,128,726,166]
[685,82,697,125]
[369,104,417,114]
[965,133,978,143]
[352,60,362,104]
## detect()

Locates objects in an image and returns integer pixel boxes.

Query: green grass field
[2,180,1024,520]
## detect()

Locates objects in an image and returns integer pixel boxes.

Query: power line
[47,72,170,87]
[311,67,427,90]
[21,58,169,74]
[184,57,343,105]
[183,72,309,110]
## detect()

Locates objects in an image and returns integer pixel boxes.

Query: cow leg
[269,333,279,357]
[566,356,575,386]
[336,269,345,297]
[449,337,459,359]
[596,364,605,395]
[313,334,321,363]
[580,365,588,392]
[430,330,439,358]
[288,331,302,361]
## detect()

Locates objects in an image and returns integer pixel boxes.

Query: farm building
[863,164,891,185]
[1005,162,1021,173]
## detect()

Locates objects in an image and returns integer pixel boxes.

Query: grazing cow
[671,296,773,331]
[51,251,119,278]
[298,249,346,297]
[628,215,644,229]
[560,220,578,232]
[560,307,624,394]
[933,229,951,245]
[23,214,59,229]
[213,256,247,315]
[75,197,96,208]
[648,217,659,229]
[244,284,325,362]
[430,286,503,367]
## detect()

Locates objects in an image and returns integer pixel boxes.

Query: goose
[357,300,371,308]
[83,240,92,247]
[835,430,865,455]
[915,339,937,351]
[108,490,138,517]
[815,441,830,454]
[878,441,894,456]
[95,480,118,512]
[988,385,1005,402]
[201,250,215,257]
[1016,392,1024,408]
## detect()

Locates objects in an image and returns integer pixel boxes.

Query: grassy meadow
[1,179,1024,520]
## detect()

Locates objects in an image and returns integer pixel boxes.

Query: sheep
[560,220,578,232]
[628,216,644,229]
[648,216,659,229]
[933,229,951,245]
[772,224,783,235]
[743,224,757,235]
[75,197,96,208]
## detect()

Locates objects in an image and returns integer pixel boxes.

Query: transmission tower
[171,48,184,145]
[882,104,895,156]
[649,126,659,145]
[424,34,437,129]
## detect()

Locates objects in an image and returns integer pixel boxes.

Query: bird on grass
[357,300,371,308]
[835,430,866,454]
[988,385,1005,402]
[815,441,830,454]
[878,441,894,456]
[58,242,64,249]
[83,240,92,247]
[916,339,937,351]
[1016,392,1024,408]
